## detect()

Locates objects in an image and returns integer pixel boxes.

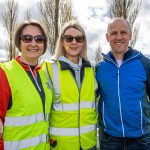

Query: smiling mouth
[70,47,78,50]
[115,42,124,44]
[28,49,39,51]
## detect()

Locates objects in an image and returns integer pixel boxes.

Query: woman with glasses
[0,20,52,150]
[42,20,98,150]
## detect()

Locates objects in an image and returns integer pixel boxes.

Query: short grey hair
[107,17,131,33]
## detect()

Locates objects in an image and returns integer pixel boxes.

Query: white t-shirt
[116,59,122,67]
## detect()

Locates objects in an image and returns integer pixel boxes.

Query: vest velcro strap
[4,133,47,150]
[52,101,96,111]
[50,124,96,136]
[4,113,47,126]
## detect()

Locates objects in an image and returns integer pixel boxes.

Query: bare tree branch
[1,0,19,60]
[95,45,102,64]
[37,0,77,55]
[25,10,31,21]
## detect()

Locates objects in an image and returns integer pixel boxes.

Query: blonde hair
[52,20,88,60]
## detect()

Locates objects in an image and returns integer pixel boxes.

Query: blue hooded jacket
[96,47,150,138]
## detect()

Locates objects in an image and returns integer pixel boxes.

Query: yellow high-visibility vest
[1,59,52,150]
[43,61,98,150]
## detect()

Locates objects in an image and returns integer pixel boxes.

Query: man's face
[106,19,132,56]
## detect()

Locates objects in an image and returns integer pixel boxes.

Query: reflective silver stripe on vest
[4,113,49,126]
[4,134,47,150]
[45,113,50,122]
[52,62,60,101]
[53,101,96,111]
[50,124,96,136]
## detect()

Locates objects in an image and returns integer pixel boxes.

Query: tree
[1,0,19,60]
[95,45,102,65]
[24,10,31,21]
[107,0,141,47]
[37,0,76,55]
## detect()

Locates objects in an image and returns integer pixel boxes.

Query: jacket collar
[59,58,91,70]
[16,56,40,72]
[104,47,142,61]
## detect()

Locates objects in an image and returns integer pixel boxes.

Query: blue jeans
[100,131,150,150]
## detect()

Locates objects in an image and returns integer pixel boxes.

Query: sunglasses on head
[62,35,84,43]
[20,34,45,44]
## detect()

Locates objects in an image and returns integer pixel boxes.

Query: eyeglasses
[62,35,84,43]
[20,34,45,44]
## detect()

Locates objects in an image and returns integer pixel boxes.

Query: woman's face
[19,25,45,65]
[62,27,84,60]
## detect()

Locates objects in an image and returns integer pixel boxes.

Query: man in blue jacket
[96,17,150,150]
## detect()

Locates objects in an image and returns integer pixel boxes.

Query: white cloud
[0,49,8,62]
[73,0,150,61]
[72,0,110,60]
[134,0,150,55]
[0,0,150,62]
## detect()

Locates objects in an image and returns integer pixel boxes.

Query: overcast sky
[0,0,150,62]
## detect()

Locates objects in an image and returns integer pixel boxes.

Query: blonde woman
[42,20,98,150]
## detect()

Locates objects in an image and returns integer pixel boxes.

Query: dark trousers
[100,131,150,150]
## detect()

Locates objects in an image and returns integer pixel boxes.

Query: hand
[0,118,3,138]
